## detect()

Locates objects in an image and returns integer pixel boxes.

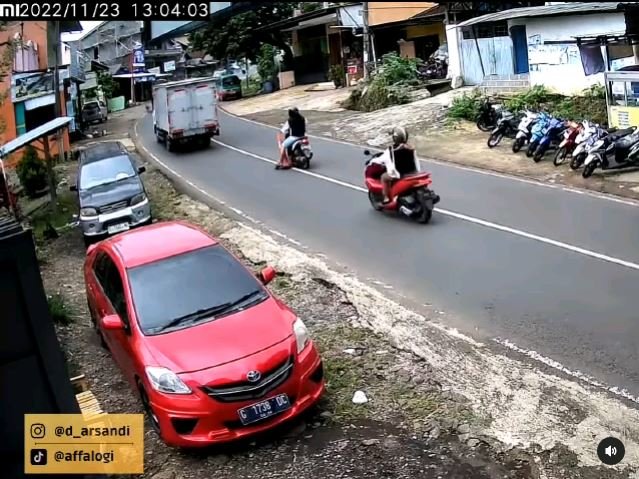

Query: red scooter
[364,148,440,224]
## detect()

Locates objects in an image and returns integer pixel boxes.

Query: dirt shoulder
[222,89,639,202]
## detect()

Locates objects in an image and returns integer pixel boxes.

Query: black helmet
[391,126,408,145]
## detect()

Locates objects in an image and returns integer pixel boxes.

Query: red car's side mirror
[101,314,125,330]
[260,266,276,285]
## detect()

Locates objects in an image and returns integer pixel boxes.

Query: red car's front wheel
[138,382,162,435]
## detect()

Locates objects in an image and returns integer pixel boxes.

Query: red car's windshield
[127,245,267,335]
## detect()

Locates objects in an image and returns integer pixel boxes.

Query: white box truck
[152,77,219,152]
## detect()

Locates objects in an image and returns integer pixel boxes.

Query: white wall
[508,12,626,94]
[445,24,461,79]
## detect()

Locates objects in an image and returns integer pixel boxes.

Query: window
[94,252,130,325]
[25,104,55,132]
[79,155,136,191]
[462,22,509,39]
[222,76,240,87]
[127,245,267,335]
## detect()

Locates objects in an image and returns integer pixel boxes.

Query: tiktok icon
[30,449,47,466]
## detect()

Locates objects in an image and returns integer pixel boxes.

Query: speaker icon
[598,437,624,466]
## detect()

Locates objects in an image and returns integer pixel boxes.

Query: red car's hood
[145,297,296,373]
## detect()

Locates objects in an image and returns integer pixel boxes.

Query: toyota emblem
[246,370,261,383]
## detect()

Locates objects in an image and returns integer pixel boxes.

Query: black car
[70,144,152,246]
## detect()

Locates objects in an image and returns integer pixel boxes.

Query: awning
[456,2,622,28]
[0,117,72,158]
[25,94,55,111]
[283,13,338,32]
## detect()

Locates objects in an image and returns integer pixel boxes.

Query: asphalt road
[138,110,639,400]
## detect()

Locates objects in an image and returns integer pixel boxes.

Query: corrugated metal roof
[456,2,623,27]
[0,117,73,159]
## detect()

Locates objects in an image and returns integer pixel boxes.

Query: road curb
[217,103,639,207]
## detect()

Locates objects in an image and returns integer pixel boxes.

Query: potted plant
[329,64,345,88]
[257,44,277,93]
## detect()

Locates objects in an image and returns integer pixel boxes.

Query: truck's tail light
[205,122,218,131]
[172,129,184,138]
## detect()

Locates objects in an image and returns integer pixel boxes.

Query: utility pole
[50,21,62,205]
[362,1,370,79]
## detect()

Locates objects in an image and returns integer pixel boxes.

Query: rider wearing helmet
[277,107,307,169]
[381,126,419,204]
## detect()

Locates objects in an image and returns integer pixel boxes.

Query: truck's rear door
[167,87,191,134]
[191,81,218,130]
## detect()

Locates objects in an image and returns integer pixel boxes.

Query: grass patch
[29,191,77,242]
[241,77,262,97]
[48,293,73,325]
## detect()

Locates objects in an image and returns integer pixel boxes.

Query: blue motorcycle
[526,112,551,157]
[533,117,566,163]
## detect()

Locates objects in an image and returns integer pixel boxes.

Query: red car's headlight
[293,318,310,354]
[145,366,192,394]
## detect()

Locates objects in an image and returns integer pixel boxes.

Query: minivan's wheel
[487,132,503,148]
[553,146,568,166]
[138,382,162,434]
[582,160,598,178]
[368,191,384,211]
[570,153,585,170]
[166,138,174,152]
[512,138,524,153]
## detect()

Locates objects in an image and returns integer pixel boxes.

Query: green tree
[97,71,119,99]
[189,2,297,65]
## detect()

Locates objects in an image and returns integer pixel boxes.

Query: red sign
[347,65,358,74]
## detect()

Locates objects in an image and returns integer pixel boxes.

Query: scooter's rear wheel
[570,153,585,170]
[487,132,503,148]
[582,160,598,178]
[512,138,524,153]
[553,146,568,166]
[368,191,384,211]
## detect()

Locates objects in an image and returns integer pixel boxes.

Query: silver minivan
[71,146,151,246]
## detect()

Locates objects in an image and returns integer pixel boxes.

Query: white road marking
[211,137,639,273]
[134,121,639,408]
[219,106,639,207]
[495,338,639,405]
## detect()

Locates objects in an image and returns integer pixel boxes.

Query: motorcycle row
[476,99,639,179]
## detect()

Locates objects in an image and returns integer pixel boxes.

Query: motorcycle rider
[381,126,419,204]
[276,107,307,170]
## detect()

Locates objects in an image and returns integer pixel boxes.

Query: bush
[447,90,485,121]
[329,64,345,87]
[257,43,277,82]
[48,293,72,325]
[16,146,48,198]
[343,52,421,112]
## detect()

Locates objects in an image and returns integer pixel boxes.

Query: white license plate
[107,223,129,235]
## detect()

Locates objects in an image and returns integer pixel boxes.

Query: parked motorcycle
[569,123,609,170]
[526,112,552,157]
[582,127,639,178]
[552,121,582,166]
[364,148,440,224]
[476,98,501,132]
[532,117,566,162]
[512,111,538,153]
[287,136,313,169]
[487,110,519,148]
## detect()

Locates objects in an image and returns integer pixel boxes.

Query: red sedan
[83,221,325,447]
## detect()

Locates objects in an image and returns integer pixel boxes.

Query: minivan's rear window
[222,76,241,87]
